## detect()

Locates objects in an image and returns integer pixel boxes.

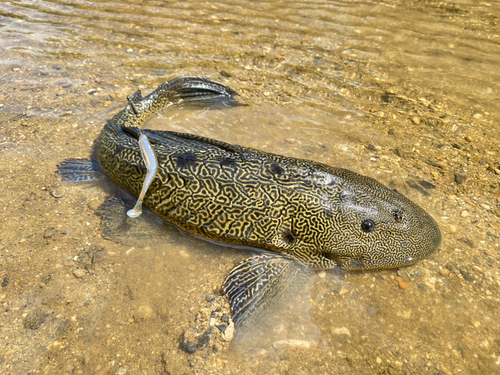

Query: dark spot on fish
[282,229,296,245]
[327,179,337,186]
[173,154,198,169]
[393,210,403,223]
[269,163,285,177]
[220,157,237,167]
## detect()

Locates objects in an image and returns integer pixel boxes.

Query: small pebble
[73,269,85,278]
[464,136,473,142]
[206,294,215,302]
[439,269,450,277]
[445,263,456,272]
[339,286,350,296]
[448,224,457,234]
[454,173,466,184]
[221,321,234,342]
[88,200,101,211]
[182,327,198,353]
[396,276,409,289]
[459,267,475,282]
[411,116,421,125]
[51,188,65,198]
[44,229,55,239]
[331,327,351,336]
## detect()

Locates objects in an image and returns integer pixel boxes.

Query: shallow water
[1,0,500,374]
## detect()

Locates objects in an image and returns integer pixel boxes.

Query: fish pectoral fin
[57,159,103,183]
[97,196,166,245]
[223,254,311,329]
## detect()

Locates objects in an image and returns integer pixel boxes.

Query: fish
[59,76,441,327]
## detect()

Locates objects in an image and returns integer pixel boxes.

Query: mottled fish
[59,77,441,327]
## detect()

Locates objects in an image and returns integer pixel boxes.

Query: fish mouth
[340,255,422,271]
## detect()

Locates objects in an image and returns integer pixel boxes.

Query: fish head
[320,170,441,270]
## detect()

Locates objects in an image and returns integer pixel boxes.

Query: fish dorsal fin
[223,254,311,329]
[122,127,244,155]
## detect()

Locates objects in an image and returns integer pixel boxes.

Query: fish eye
[361,219,375,233]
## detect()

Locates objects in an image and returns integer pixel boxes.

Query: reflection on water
[1,0,499,374]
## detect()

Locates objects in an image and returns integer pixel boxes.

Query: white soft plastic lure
[127,134,158,218]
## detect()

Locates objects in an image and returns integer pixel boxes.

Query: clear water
[1,0,499,374]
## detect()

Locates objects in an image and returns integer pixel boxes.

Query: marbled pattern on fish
[86,76,441,326]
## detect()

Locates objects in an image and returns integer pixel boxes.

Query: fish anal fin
[223,254,310,329]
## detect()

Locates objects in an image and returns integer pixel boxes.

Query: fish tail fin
[111,76,242,130]
[156,76,240,106]
[57,159,103,183]
[223,254,312,329]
